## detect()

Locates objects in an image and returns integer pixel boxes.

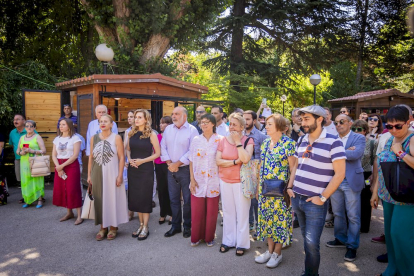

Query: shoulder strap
[370,139,375,165]
[403,133,414,152]
[243,137,252,149]
[261,140,270,176]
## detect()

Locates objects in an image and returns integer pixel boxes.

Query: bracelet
[236,144,242,148]
[399,152,407,160]
[286,187,293,190]
[233,160,236,165]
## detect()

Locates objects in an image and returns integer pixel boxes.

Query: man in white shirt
[211,106,229,137]
[86,104,118,156]
[323,107,339,137]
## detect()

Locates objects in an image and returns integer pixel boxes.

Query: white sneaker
[266,252,282,268]
[255,250,272,264]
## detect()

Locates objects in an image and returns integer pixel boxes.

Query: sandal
[60,213,75,222]
[325,220,334,228]
[96,228,108,241]
[191,240,201,247]
[236,247,246,256]
[137,226,149,241]
[107,228,118,240]
[132,223,144,238]
[219,244,233,253]
[74,218,84,225]
[36,200,43,208]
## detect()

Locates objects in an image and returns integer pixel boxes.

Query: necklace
[100,132,111,139]
[26,133,35,139]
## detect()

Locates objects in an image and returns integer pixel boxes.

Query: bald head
[195,105,206,121]
[335,114,353,136]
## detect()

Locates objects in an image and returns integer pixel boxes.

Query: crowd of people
[2,101,414,276]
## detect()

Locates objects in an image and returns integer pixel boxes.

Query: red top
[154,134,165,164]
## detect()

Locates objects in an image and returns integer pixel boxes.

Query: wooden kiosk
[22,73,220,184]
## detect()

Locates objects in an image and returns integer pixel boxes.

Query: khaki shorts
[14,159,21,182]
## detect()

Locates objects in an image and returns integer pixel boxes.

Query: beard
[303,120,318,134]
[245,122,253,130]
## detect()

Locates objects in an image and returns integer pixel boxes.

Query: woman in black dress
[127,109,160,240]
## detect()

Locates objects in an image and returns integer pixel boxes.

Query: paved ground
[1,184,388,276]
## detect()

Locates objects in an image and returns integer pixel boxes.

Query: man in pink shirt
[161,106,199,238]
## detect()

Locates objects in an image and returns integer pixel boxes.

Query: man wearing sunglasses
[190,105,206,135]
[326,114,366,262]
[340,107,349,116]
[286,105,346,276]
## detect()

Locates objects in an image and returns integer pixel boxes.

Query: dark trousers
[167,166,191,229]
[249,198,258,226]
[360,171,372,233]
[155,163,172,218]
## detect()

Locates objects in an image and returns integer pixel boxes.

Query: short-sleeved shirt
[246,127,267,160]
[189,133,221,197]
[53,135,81,159]
[9,128,38,160]
[74,133,86,165]
[217,136,254,183]
[293,128,346,197]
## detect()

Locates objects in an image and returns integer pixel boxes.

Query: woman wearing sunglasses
[351,120,378,233]
[367,115,383,140]
[371,106,414,276]
[16,120,47,208]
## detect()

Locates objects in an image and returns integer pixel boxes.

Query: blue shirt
[57,114,78,133]
[75,133,86,165]
[9,128,38,160]
[246,127,267,160]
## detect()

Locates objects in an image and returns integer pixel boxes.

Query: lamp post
[309,74,321,105]
[280,94,287,116]
[95,44,114,74]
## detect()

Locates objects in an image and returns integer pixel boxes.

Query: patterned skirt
[257,194,293,246]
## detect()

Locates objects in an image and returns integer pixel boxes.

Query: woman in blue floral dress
[254,114,296,269]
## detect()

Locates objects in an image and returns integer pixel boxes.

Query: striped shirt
[293,128,346,197]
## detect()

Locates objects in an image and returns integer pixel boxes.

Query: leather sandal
[96,229,108,241]
[60,213,75,222]
[137,226,149,241]
[132,223,144,238]
[219,244,233,253]
[74,218,84,225]
[107,229,118,240]
[236,247,246,256]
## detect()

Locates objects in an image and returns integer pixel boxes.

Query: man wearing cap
[57,104,78,133]
[286,105,346,276]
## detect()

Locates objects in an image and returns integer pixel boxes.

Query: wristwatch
[319,194,327,203]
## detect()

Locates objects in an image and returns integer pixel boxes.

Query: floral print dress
[257,135,296,245]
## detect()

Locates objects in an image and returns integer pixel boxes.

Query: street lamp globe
[95,44,114,62]
[309,74,321,86]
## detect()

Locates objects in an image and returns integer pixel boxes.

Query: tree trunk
[229,0,245,110]
[355,0,369,91]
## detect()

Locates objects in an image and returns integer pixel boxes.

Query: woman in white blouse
[52,118,83,225]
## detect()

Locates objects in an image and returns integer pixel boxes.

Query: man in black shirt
[290,108,305,142]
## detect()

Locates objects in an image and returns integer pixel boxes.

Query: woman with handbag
[52,118,83,225]
[351,120,378,233]
[216,113,253,256]
[371,106,414,276]
[254,114,296,268]
[189,114,221,247]
[16,120,46,208]
[87,114,129,241]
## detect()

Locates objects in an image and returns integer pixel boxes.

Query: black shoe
[326,238,346,248]
[344,248,357,262]
[183,228,191,238]
[164,227,182,237]
[152,201,156,208]
[377,253,388,263]
[293,220,300,228]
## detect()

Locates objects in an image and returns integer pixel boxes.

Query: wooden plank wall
[163,101,175,116]
[103,97,152,128]
[79,98,93,138]
[25,92,61,133]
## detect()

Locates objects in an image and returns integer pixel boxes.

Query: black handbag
[380,134,414,203]
[380,159,414,204]
[262,142,286,198]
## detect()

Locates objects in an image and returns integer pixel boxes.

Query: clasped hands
[129,158,144,168]
[167,161,180,172]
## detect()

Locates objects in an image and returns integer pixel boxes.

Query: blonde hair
[99,114,114,123]
[265,113,287,132]
[228,112,246,129]
[129,109,152,139]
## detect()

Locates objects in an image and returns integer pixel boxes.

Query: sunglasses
[25,125,34,128]
[368,117,379,122]
[333,119,348,126]
[302,145,313,159]
[340,111,347,114]
[385,123,405,130]
[351,127,364,132]
[196,111,205,114]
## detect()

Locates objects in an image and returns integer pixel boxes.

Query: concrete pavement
[0,185,387,276]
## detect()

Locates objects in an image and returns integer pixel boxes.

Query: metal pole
[283,101,285,116]
[103,62,107,74]
[313,85,316,105]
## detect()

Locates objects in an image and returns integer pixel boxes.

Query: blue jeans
[167,166,191,229]
[330,180,361,250]
[291,194,328,276]
[249,198,258,226]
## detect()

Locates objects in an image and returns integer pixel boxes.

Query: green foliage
[0,61,56,126]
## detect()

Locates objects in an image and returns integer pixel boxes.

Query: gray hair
[323,107,331,114]
[292,108,300,116]
[397,104,413,116]
[95,104,108,113]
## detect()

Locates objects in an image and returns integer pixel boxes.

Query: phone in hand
[262,98,267,105]
[23,144,29,148]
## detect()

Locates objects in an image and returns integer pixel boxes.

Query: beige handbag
[29,154,51,177]
[81,189,95,219]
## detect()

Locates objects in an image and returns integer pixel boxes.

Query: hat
[298,105,327,119]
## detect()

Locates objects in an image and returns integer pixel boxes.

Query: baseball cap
[298,105,327,119]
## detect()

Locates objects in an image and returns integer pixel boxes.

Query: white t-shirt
[53,135,81,159]
[324,121,338,137]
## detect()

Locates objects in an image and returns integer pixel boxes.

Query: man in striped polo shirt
[287,105,346,276]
